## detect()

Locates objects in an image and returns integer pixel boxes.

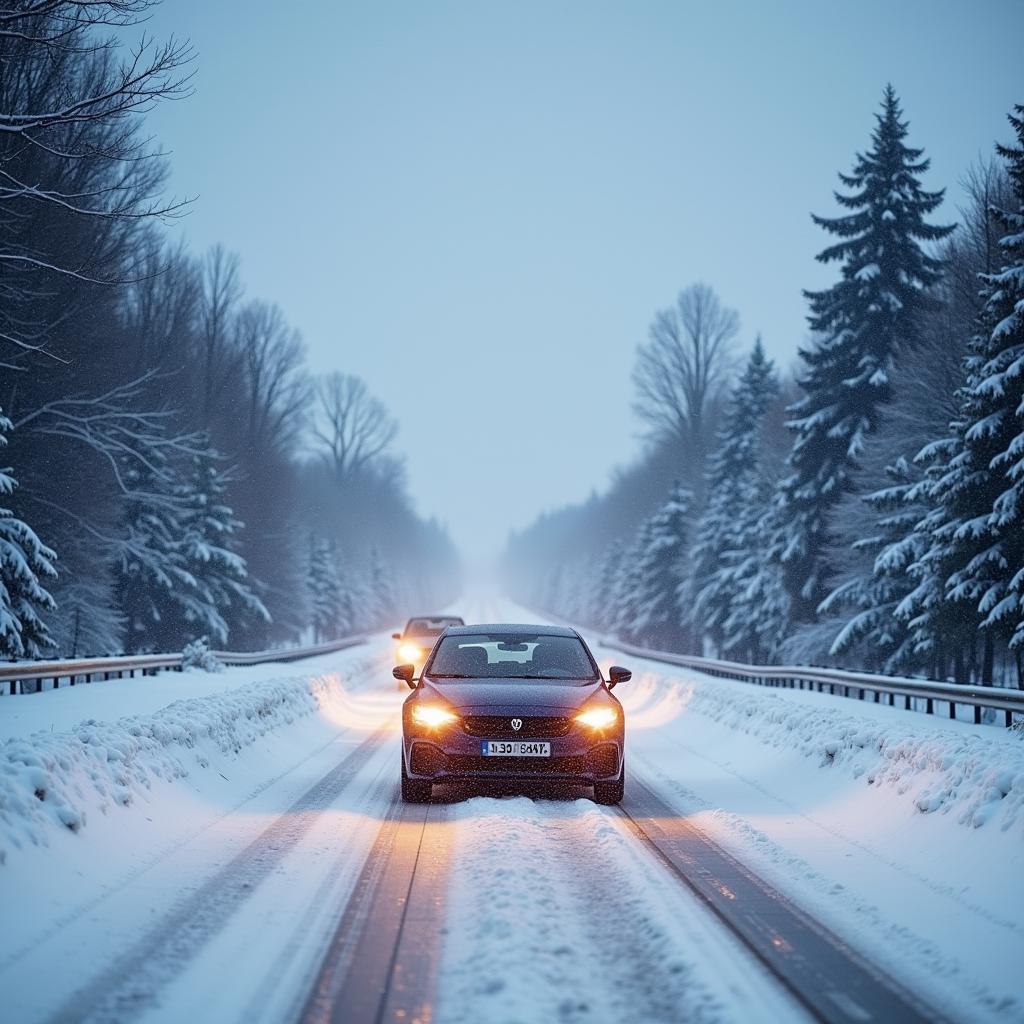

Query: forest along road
[2,596,1016,1023]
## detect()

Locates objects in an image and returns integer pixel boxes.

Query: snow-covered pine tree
[112,459,195,653]
[613,520,656,642]
[334,546,363,635]
[819,456,928,671]
[44,521,124,658]
[776,85,953,623]
[590,540,625,632]
[307,534,344,641]
[367,546,396,629]
[632,482,693,649]
[901,107,1024,681]
[690,340,778,653]
[0,410,57,658]
[721,505,789,663]
[175,449,269,646]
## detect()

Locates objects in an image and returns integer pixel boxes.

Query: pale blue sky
[147,1,1022,564]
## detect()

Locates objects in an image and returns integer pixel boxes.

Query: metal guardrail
[603,638,1024,728]
[0,635,367,696]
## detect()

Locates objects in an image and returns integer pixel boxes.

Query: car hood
[419,677,604,712]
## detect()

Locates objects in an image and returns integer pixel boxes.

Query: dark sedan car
[394,623,631,804]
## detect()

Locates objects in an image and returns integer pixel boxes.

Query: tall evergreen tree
[632,482,693,649]
[612,524,653,642]
[175,449,269,646]
[690,340,778,652]
[590,540,626,632]
[901,107,1024,679]
[721,506,790,663]
[0,411,57,658]
[307,534,345,641]
[820,456,927,670]
[776,85,953,622]
[112,458,194,653]
[367,546,396,628]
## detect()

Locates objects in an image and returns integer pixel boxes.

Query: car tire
[593,757,625,805]
[401,751,432,803]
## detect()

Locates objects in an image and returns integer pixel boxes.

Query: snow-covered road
[1,594,1022,1023]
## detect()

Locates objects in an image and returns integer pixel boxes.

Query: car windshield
[426,633,597,681]
[405,616,464,638]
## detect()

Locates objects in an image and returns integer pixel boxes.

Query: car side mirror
[393,664,417,689]
[392,632,402,641]
[607,666,632,690]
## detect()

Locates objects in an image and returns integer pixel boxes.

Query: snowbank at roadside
[0,666,380,865]
[614,656,1024,838]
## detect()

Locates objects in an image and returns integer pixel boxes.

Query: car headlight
[410,705,459,728]
[576,706,619,730]
[398,642,425,663]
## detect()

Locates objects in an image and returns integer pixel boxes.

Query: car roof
[442,622,580,638]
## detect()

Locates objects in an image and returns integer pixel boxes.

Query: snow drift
[0,671,371,865]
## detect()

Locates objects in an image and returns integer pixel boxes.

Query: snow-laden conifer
[176,449,269,645]
[631,482,693,649]
[776,86,953,622]
[900,107,1024,673]
[307,534,345,641]
[690,340,778,651]
[0,411,57,657]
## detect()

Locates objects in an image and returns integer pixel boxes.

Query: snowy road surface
[1,594,1022,1023]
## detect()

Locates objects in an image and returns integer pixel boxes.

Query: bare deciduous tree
[632,282,739,495]
[235,299,310,455]
[313,373,398,484]
[198,244,243,418]
[0,0,194,362]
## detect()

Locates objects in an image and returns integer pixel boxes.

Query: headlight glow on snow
[410,705,458,728]
[398,642,424,663]
[575,706,618,730]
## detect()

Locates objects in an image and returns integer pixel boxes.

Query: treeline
[505,87,1024,688]
[0,1,458,659]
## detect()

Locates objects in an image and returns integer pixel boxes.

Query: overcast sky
[148,0,1022,566]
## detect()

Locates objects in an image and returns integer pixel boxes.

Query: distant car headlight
[410,705,458,728]
[576,706,619,730]
[398,642,425,663]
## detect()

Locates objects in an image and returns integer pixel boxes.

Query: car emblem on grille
[511,718,523,731]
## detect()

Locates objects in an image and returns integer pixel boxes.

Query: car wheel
[401,750,432,803]
[593,757,625,805]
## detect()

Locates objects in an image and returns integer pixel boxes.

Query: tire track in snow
[435,796,797,1024]
[45,722,393,1024]
[617,777,946,1024]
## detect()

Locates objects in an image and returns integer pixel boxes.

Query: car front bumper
[402,729,623,783]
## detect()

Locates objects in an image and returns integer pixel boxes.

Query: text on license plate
[480,740,551,757]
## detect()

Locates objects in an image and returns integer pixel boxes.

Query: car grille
[461,715,576,738]
[444,753,589,775]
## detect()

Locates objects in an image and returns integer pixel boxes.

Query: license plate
[480,740,551,757]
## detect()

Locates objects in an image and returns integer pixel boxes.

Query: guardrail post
[926,697,934,715]
[974,705,982,725]
[949,700,956,720]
